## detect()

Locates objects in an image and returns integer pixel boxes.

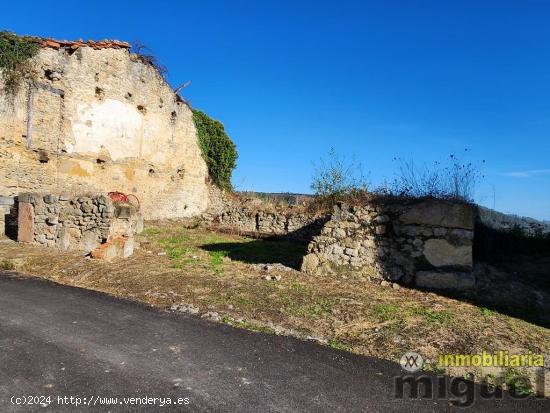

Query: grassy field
[0,221,548,392]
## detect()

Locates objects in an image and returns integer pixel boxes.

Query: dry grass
[0,223,548,373]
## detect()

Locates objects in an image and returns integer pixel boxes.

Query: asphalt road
[0,273,547,412]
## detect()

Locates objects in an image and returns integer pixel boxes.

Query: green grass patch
[141,227,163,236]
[286,297,334,319]
[480,307,496,317]
[209,250,227,275]
[373,303,399,321]
[235,296,252,306]
[150,231,195,268]
[408,306,455,325]
[327,339,352,352]
[221,315,275,334]
[289,282,312,294]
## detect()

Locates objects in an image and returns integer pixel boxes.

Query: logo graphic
[400,351,424,372]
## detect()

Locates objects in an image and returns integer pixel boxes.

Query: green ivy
[0,31,39,95]
[192,109,238,190]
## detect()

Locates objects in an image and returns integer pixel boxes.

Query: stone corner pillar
[17,202,35,243]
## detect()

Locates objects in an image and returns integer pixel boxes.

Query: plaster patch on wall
[72,99,143,160]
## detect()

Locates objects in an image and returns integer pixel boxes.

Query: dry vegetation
[0,221,548,386]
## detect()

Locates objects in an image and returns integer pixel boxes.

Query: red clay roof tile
[37,38,131,50]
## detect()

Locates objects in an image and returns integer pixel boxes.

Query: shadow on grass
[200,238,309,269]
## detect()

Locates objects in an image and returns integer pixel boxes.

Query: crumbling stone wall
[217,207,326,240]
[17,192,142,259]
[204,187,327,241]
[301,200,475,290]
[0,39,209,219]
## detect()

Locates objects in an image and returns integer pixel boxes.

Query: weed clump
[0,31,39,96]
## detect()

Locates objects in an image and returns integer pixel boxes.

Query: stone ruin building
[0,37,213,259]
[0,38,210,221]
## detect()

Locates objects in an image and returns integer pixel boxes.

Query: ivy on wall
[0,31,39,96]
[192,109,238,191]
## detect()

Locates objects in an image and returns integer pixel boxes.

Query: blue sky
[3,1,549,220]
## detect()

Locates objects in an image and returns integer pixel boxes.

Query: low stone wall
[215,207,326,240]
[204,187,327,241]
[16,193,143,259]
[301,200,475,290]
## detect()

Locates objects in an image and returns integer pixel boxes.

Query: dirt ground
[1,221,548,391]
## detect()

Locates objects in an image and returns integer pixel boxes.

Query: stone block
[46,216,59,225]
[0,196,14,206]
[79,230,101,253]
[81,203,94,213]
[115,204,136,219]
[433,227,447,237]
[122,237,135,258]
[57,228,72,250]
[449,229,474,241]
[416,271,475,290]
[91,242,121,261]
[44,194,58,204]
[400,202,474,230]
[17,193,31,203]
[17,202,34,243]
[91,236,134,261]
[333,228,346,238]
[423,238,472,269]
[301,253,319,274]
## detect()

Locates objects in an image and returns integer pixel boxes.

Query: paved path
[0,273,547,412]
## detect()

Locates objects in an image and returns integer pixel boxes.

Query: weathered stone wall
[217,207,326,240]
[17,192,142,258]
[0,40,209,219]
[301,200,475,290]
[204,187,327,241]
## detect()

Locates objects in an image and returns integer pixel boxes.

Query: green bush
[310,148,369,208]
[0,31,39,95]
[192,109,238,190]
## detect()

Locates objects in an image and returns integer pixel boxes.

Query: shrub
[310,148,369,208]
[389,150,484,202]
[0,31,39,95]
[192,109,238,190]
